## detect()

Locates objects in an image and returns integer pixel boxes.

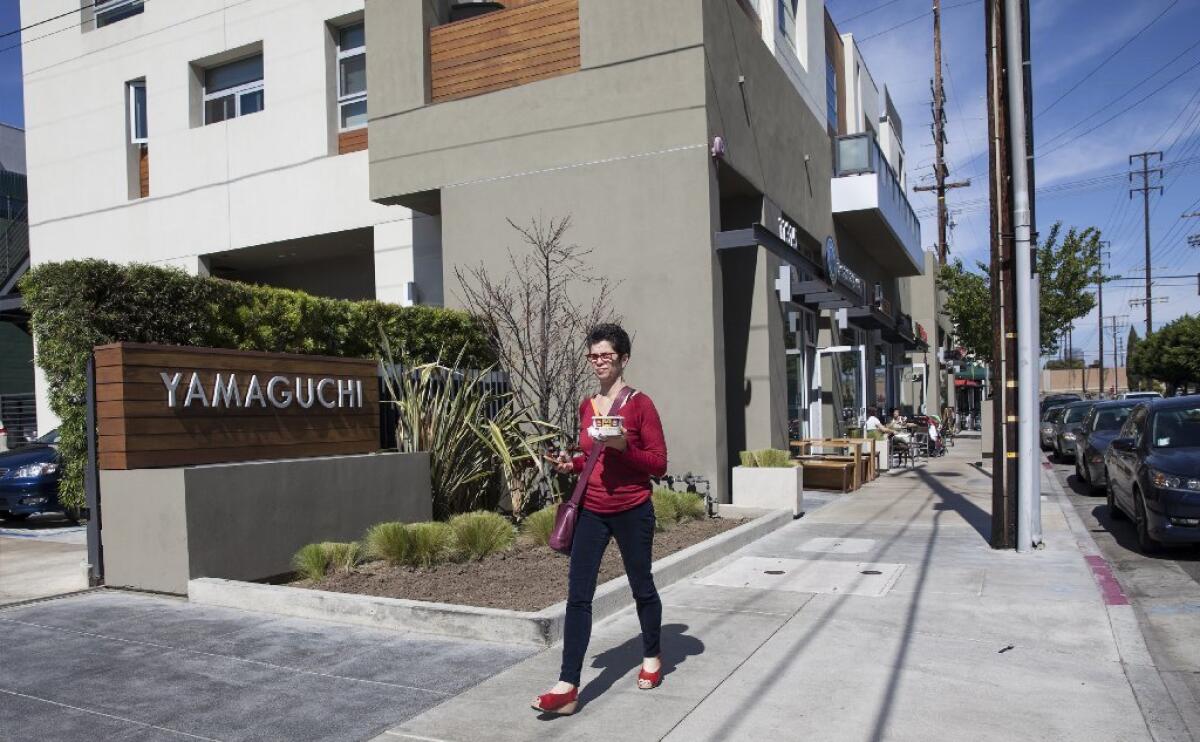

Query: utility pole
[985,0,1016,549]
[1097,241,1110,397]
[914,0,971,264]
[1129,152,1163,338]
[1104,316,1127,395]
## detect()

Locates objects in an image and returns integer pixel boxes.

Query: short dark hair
[586,323,631,357]
[867,406,879,417]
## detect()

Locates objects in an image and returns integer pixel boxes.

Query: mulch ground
[295,516,746,612]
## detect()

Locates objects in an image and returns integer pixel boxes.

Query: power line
[836,0,905,25]
[1035,0,1179,119]
[858,0,981,43]
[1037,40,1200,157]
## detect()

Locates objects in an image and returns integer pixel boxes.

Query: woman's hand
[544,452,575,474]
[601,431,627,451]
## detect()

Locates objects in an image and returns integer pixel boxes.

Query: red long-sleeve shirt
[572,391,669,514]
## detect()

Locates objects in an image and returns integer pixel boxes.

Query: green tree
[1128,315,1200,396]
[1126,327,1143,391]
[1044,358,1084,370]
[936,221,1102,362]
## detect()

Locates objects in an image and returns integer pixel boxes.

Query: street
[1046,448,1200,734]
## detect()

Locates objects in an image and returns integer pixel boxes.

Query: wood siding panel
[338,128,368,154]
[138,145,149,198]
[430,0,580,103]
[94,343,380,470]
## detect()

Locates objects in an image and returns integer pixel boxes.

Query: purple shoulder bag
[549,387,635,556]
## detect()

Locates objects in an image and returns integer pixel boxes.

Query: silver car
[1054,401,1096,461]
[1041,406,1065,450]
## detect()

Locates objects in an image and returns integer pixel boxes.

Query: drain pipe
[1004,0,1039,552]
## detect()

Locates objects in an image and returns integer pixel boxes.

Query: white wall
[19,0,426,429]
[759,0,827,127]
[839,34,879,138]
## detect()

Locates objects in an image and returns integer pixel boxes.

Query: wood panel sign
[95,343,380,470]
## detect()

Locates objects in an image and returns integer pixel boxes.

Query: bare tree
[455,216,620,439]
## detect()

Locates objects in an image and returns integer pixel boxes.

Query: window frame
[336,23,367,132]
[128,79,148,145]
[202,56,265,125]
[777,0,798,40]
[95,0,145,28]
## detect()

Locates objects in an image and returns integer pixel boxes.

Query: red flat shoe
[637,665,663,690]
[532,687,578,715]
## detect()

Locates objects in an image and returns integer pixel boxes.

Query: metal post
[1005,0,1038,552]
[84,353,104,585]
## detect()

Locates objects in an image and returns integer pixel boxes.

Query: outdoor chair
[910,432,931,464]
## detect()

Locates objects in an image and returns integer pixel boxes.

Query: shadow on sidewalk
[914,467,991,543]
[536,624,706,719]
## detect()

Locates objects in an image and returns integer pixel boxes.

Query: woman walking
[532,323,669,716]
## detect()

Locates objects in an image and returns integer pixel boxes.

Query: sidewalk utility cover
[697,557,905,597]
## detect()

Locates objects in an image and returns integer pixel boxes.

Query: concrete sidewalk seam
[661,601,796,618]
[0,687,221,741]
[0,587,103,612]
[0,615,453,697]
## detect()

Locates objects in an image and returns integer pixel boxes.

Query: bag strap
[567,386,635,507]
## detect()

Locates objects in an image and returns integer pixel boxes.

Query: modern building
[366,0,923,500]
[19,0,438,430]
[20,0,925,501]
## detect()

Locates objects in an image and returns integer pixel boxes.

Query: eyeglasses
[586,352,619,365]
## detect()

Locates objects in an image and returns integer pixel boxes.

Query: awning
[846,305,896,332]
[716,224,863,310]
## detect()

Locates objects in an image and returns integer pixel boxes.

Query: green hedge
[20,259,493,510]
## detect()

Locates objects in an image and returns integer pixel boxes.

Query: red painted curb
[1085,554,1129,606]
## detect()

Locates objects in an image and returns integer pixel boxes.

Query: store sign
[94,343,379,470]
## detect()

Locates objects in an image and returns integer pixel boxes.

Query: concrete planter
[732,466,804,516]
[189,509,792,646]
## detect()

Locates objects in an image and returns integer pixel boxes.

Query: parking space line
[0,616,453,697]
[0,687,222,741]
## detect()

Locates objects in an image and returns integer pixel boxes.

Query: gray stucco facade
[366,0,835,502]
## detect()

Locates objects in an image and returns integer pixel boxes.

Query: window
[777,0,797,40]
[96,0,144,28]
[203,55,264,125]
[826,56,839,132]
[337,24,367,131]
[128,80,147,144]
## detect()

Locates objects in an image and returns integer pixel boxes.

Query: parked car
[1075,400,1139,492]
[1053,401,1096,461]
[0,429,65,522]
[1105,398,1200,552]
[0,419,6,452]
[1040,406,1066,450]
[1122,391,1163,400]
[1041,393,1082,415]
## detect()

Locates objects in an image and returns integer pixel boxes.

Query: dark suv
[1076,400,1139,492]
[1105,397,1200,552]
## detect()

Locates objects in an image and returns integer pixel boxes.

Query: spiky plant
[449,511,516,561]
[365,522,413,565]
[292,543,331,582]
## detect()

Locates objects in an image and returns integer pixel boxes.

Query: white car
[0,420,7,452]
[1121,391,1163,400]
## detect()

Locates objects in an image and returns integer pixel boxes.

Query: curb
[1041,458,1192,742]
[189,509,794,646]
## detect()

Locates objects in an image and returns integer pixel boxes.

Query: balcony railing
[833,133,920,239]
[429,0,581,103]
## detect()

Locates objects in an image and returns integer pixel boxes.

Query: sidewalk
[378,439,1172,742]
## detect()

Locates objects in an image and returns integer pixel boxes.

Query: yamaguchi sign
[94,343,379,470]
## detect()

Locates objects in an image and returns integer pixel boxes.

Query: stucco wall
[101,452,432,594]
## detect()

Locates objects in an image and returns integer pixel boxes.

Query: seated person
[890,408,906,427]
[865,406,899,438]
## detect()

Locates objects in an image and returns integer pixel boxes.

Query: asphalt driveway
[0,590,536,741]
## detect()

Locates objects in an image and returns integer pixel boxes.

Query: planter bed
[189,509,792,645]
[295,516,744,612]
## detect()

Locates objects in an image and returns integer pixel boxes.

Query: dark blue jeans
[559,499,662,686]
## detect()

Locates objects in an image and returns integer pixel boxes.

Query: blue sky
[835,0,1200,364]
[2,0,1199,363]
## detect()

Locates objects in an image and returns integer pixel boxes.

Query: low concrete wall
[190,509,793,645]
[101,452,431,594]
